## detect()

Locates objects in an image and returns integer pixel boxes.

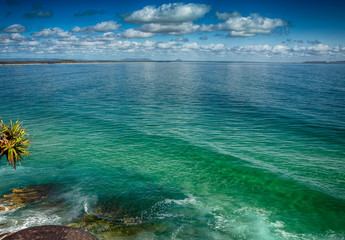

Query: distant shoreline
[0,60,345,65]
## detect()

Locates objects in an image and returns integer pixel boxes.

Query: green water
[0,63,345,239]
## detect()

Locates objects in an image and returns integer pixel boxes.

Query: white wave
[0,185,98,238]
[58,186,98,220]
[164,194,198,206]
[171,225,184,240]
[0,209,61,238]
[0,206,9,213]
[21,211,61,229]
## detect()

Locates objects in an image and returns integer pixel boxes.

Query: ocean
[0,62,344,239]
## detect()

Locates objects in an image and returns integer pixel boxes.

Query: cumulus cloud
[0,33,26,44]
[202,13,288,37]
[124,3,210,24]
[216,11,241,20]
[121,3,210,36]
[74,10,106,17]
[72,21,121,33]
[199,36,208,40]
[19,40,39,46]
[122,29,156,38]
[56,31,74,38]
[31,28,60,38]
[138,22,200,35]
[1,25,344,60]
[223,14,287,36]
[9,33,25,41]
[31,27,73,38]
[4,24,26,33]
[120,3,285,38]
[157,41,178,49]
[94,32,120,41]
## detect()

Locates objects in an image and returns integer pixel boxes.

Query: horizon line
[1,59,345,65]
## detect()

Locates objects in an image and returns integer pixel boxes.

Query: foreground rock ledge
[3,225,99,240]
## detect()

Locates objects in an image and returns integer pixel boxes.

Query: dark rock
[3,225,98,240]
[0,232,10,239]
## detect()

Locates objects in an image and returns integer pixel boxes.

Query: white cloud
[182,42,199,50]
[227,31,256,37]
[0,34,9,39]
[139,22,200,35]
[57,31,74,38]
[157,41,178,49]
[142,40,156,47]
[216,11,241,20]
[32,27,61,38]
[107,41,141,51]
[94,32,121,41]
[0,33,26,44]
[272,45,290,54]
[1,27,344,60]
[10,33,26,41]
[31,27,74,39]
[19,41,40,46]
[122,29,156,38]
[202,43,226,51]
[312,44,329,52]
[198,24,214,32]
[93,21,121,32]
[72,41,105,47]
[175,37,189,42]
[124,3,210,24]
[4,24,26,33]
[72,21,121,33]
[201,13,287,37]
[0,34,13,44]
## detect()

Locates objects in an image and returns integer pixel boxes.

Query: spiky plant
[0,120,31,169]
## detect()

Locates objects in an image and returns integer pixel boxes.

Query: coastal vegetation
[0,120,31,169]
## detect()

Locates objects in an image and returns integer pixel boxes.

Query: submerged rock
[0,184,51,213]
[68,212,170,239]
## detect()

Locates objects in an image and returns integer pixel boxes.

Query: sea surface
[0,62,344,239]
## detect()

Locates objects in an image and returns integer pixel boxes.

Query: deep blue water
[0,62,345,239]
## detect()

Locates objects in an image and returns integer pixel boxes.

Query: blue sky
[1,0,345,61]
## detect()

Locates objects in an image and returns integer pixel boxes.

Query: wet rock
[0,232,10,239]
[68,212,171,239]
[2,225,98,240]
[0,185,50,213]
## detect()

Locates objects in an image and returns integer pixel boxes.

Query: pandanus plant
[0,120,31,169]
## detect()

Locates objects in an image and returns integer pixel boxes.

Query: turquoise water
[0,62,345,239]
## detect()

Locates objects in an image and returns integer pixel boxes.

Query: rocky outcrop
[0,185,50,213]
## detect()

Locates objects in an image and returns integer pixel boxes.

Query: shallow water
[0,62,345,239]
